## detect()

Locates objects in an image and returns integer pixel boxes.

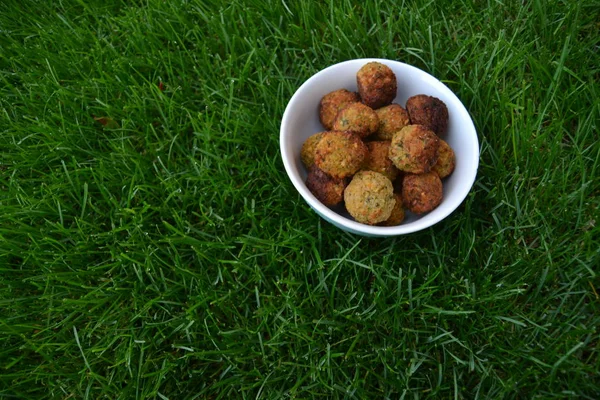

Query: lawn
[1,0,599,398]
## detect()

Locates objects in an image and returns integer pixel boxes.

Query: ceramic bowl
[280,58,479,236]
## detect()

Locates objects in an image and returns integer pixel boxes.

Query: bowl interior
[280,58,479,236]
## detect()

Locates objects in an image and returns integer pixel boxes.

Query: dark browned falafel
[402,172,443,214]
[357,62,397,109]
[406,94,449,136]
[305,166,347,206]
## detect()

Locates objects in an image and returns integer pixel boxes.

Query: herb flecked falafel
[388,125,440,174]
[319,89,360,130]
[344,171,396,225]
[332,102,379,139]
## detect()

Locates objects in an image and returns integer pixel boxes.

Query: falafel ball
[319,89,360,130]
[357,62,397,109]
[332,102,379,139]
[314,131,368,179]
[374,103,411,140]
[361,141,399,181]
[406,94,449,136]
[402,172,443,214]
[379,193,405,226]
[344,171,396,225]
[305,165,347,206]
[389,125,440,174]
[431,139,456,179]
[300,132,325,168]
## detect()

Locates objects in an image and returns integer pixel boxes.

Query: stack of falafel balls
[301,61,456,226]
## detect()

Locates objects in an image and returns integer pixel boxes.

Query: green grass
[1,0,599,398]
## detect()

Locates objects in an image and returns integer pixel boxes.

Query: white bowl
[280,58,479,237]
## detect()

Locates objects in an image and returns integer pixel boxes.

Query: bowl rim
[280,58,479,236]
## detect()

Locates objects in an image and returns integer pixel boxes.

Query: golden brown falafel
[374,103,411,140]
[319,89,360,130]
[402,172,443,214]
[332,102,379,139]
[388,125,440,174]
[361,141,399,181]
[357,62,397,109]
[406,94,449,136]
[378,193,405,226]
[344,171,396,225]
[314,131,368,179]
[305,166,347,206]
[300,132,325,168]
[431,139,456,179]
